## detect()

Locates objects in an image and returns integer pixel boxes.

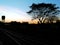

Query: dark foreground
[0,22,59,45]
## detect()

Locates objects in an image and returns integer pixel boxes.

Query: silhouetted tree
[27,3,60,23]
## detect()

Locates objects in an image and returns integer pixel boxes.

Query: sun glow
[0,6,32,23]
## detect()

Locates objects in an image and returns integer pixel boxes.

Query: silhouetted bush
[0,21,60,32]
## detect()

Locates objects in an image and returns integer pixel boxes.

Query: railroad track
[0,28,48,45]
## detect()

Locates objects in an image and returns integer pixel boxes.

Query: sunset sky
[0,0,60,23]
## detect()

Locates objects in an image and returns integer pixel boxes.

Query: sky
[0,0,60,23]
[0,0,60,12]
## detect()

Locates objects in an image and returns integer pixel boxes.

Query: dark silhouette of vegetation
[27,3,60,23]
[0,21,60,31]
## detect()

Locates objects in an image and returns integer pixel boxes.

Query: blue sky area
[0,0,60,12]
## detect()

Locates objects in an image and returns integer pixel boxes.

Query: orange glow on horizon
[0,19,38,24]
